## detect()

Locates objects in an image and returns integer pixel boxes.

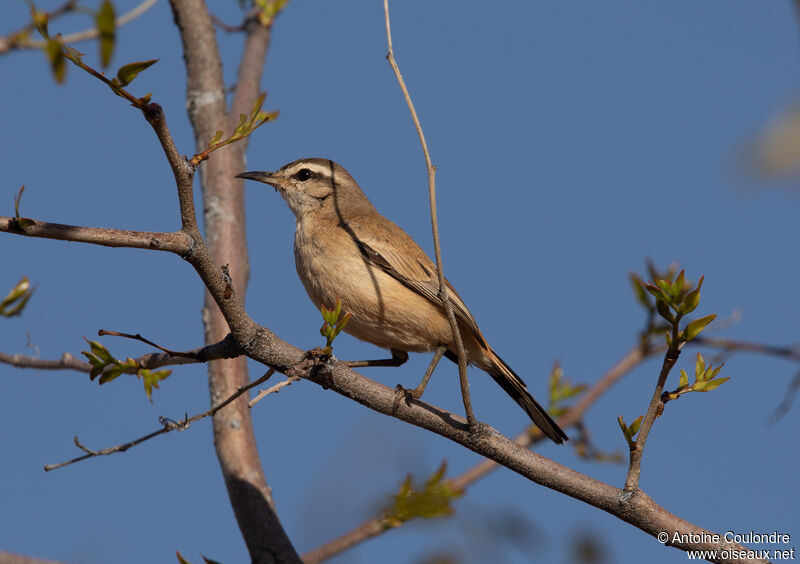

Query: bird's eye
[295,168,313,182]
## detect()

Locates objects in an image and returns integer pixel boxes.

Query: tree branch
[0,217,191,252]
[303,342,653,563]
[0,550,68,564]
[166,1,298,563]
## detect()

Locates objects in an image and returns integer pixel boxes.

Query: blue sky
[2,1,799,563]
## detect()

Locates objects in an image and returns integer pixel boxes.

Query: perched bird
[237,158,568,443]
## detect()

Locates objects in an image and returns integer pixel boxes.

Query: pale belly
[293,233,452,352]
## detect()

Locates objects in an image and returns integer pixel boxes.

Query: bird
[237,158,568,443]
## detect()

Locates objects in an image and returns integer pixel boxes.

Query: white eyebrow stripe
[282,162,333,179]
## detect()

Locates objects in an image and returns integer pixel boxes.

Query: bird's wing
[344,214,487,348]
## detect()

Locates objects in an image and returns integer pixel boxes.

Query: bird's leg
[404,345,446,400]
[343,348,409,368]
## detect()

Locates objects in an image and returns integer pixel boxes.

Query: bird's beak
[236,171,276,183]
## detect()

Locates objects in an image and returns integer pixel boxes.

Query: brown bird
[237,158,568,443]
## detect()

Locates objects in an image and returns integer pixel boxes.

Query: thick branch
[0,217,191,252]
[277,348,761,564]
[304,343,653,563]
[166,1,296,563]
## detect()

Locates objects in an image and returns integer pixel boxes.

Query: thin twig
[98,329,200,359]
[383,0,475,427]
[248,375,300,407]
[624,332,683,492]
[44,368,275,471]
[767,369,800,424]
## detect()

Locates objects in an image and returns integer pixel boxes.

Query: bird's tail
[484,348,569,444]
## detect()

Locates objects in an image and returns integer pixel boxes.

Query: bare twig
[98,329,201,358]
[302,517,388,564]
[694,336,800,362]
[383,0,475,427]
[0,351,90,373]
[767,369,800,424]
[248,375,300,407]
[44,368,275,471]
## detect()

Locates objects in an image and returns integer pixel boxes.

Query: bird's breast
[292,219,451,352]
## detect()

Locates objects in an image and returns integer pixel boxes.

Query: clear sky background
[2,1,799,563]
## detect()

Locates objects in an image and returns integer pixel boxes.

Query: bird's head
[237,158,371,219]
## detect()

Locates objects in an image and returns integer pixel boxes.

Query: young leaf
[140,368,172,402]
[44,38,66,83]
[96,0,116,68]
[31,8,49,38]
[99,364,125,385]
[89,340,114,363]
[116,59,158,87]
[693,377,729,392]
[685,314,716,341]
[679,368,688,388]
[695,352,705,380]
[628,415,643,437]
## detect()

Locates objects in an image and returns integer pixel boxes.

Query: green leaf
[671,269,685,296]
[629,274,651,309]
[385,462,462,525]
[628,415,643,437]
[655,298,674,322]
[645,284,669,304]
[695,352,705,379]
[140,369,171,402]
[96,0,116,68]
[617,415,629,438]
[694,377,729,392]
[0,276,35,317]
[208,130,224,146]
[44,38,66,83]
[116,59,158,87]
[679,368,688,388]
[31,7,49,38]
[655,279,672,293]
[89,340,114,363]
[705,364,723,381]
[681,286,701,314]
[99,364,124,385]
[0,277,30,309]
[685,314,716,341]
